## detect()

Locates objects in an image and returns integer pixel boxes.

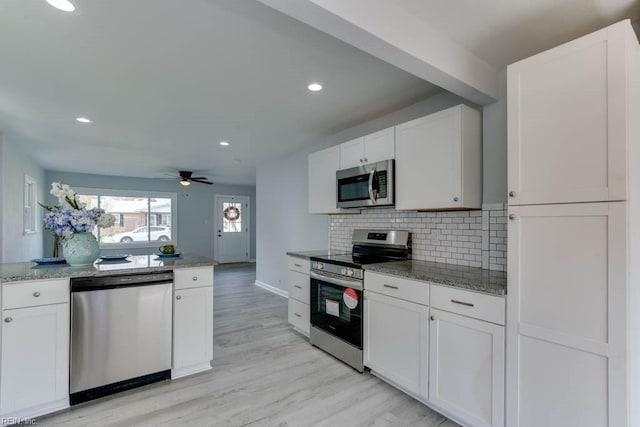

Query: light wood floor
[39,263,458,426]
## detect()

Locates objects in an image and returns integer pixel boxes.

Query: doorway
[214,195,250,263]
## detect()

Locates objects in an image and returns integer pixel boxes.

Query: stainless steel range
[309,229,411,372]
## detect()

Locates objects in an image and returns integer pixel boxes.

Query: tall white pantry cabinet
[506,19,640,427]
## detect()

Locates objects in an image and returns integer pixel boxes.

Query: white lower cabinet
[172,266,214,379]
[287,256,310,337]
[363,290,429,401]
[1,279,70,419]
[429,308,505,427]
[364,271,506,427]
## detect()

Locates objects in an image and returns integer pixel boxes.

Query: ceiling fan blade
[191,178,214,185]
[190,176,208,180]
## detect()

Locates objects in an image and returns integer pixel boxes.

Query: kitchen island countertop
[0,254,216,283]
[364,260,507,296]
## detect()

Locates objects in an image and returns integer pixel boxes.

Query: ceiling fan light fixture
[180,179,191,186]
[46,0,75,12]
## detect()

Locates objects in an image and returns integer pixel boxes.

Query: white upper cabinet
[507,22,632,205]
[395,104,482,210]
[308,145,342,214]
[309,145,360,214]
[339,127,395,169]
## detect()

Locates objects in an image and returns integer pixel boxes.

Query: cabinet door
[507,22,628,205]
[308,146,343,214]
[288,298,310,336]
[429,308,505,427]
[339,137,365,169]
[1,304,69,415]
[363,127,395,163]
[395,106,462,210]
[173,286,213,371]
[363,290,428,401]
[506,202,627,427]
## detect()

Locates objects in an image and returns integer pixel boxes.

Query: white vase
[62,232,100,266]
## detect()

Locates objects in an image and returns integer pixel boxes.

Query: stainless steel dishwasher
[70,272,173,405]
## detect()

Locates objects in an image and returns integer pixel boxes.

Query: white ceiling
[0,0,441,185]
[399,0,640,68]
[1,1,638,186]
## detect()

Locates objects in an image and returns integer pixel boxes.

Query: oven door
[310,271,363,348]
[336,160,393,208]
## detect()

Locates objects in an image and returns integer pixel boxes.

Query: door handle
[368,168,377,205]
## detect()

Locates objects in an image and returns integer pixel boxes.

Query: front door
[215,195,250,263]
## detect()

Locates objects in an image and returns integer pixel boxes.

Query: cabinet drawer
[3,278,69,310]
[430,285,505,325]
[288,270,309,305]
[288,298,310,336]
[174,266,214,290]
[288,257,310,274]
[365,272,429,306]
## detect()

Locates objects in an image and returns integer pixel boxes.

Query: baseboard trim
[171,362,212,380]
[249,258,256,263]
[254,280,288,298]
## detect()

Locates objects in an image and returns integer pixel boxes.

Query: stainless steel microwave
[336,159,394,208]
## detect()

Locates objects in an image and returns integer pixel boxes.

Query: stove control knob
[315,262,324,270]
[346,269,355,277]
[340,268,347,275]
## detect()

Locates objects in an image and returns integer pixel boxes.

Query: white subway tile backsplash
[329,204,507,272]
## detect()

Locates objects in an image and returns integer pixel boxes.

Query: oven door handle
[368,168,377,205]
[311,271,363,291]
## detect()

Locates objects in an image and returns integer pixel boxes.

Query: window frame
[23,174,38,235]
[74,187,178,250]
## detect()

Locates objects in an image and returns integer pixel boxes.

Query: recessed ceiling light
[308,83,323,92]
[219,141,229,146]
[76,117,92,123]
[46,0,75,12]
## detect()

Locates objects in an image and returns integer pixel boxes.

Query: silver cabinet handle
[364,158,368,162]
[294,285,302,289]
[453,197,459,202]
[509,214,516,220]
[451,299,474,307]
[294,313,302,318]
[359,159,363,163]
[383,284,399,290]
[176,295,182,300]
[33,291,41,297]
[192,276,198,281]
[509,191,516,197]
[430,315,434,321]
[4,317,12,323]
[294,263,302,268]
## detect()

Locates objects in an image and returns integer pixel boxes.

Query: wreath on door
[223,206,241,221]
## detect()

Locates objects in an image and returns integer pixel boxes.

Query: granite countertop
[286,250,344,259]
[364,260,507,296]
[0,254,216,283]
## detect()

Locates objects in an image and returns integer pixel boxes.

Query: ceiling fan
[169,171,214,186]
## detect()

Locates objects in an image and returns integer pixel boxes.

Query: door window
[222,203,242,233]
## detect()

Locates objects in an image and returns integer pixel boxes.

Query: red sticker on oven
[343,288,358,309]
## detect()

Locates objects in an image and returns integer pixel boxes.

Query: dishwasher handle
[71,272,174,292]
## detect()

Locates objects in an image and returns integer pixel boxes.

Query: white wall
[482,69,508,204]
[256,91,484,293]
[43,171,256,261]
[1,136,46,262]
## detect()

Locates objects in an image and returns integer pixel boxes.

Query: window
[75,188,177,248]
[24,174,38,234]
